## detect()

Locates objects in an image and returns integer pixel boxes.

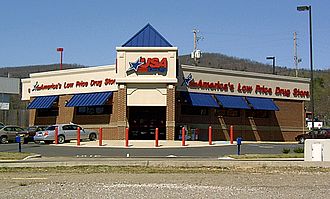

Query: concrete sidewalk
[50,140,297,148]
[54,140,231,148]
[1,156,330,168]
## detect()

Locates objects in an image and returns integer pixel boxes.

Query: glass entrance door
[128,106,166,140]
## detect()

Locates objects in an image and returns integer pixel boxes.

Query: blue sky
[0,0,329,70]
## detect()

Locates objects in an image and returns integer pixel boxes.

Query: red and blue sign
[127,57,168,73]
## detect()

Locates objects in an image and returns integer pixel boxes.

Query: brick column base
[166,85,175,140]
[166,122,175,140]
[117,125,126,140]
[117,85,127,140]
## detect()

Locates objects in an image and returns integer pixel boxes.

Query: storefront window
[226,109,240,117]
[181,105,208,116]
[246,110,269,118]
[254,110,269,118]
[76,105,112,115]
[37,107,59,117]
[217,109,240,117]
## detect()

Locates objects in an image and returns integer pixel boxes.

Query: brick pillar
[56,95,74,124]
[166,85,175,140]
[117,84,127,140]
[28,98,36,126]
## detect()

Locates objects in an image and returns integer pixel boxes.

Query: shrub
[282,148,291,154]
[293,147,304,153]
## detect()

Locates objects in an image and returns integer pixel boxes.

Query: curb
[23,154,42,160]
[1,157,330,168]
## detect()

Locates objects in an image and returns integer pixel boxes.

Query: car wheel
[299,137,305,144]
[89,133,97,141]
[58,135,65,144]
[0,136,8,144]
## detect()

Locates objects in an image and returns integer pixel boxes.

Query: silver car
[34,124,97,144]
[0,125,27,144]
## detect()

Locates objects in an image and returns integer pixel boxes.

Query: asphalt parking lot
[0,141,302,158]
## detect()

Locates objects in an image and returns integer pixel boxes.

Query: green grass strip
[228,153,304,159]
[0,152,34,160]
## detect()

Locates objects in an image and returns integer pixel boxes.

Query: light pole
[266,56,276,75]
[56,47,64,70]
[297,5,314,130]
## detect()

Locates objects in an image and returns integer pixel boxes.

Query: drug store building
[21,24,310,141]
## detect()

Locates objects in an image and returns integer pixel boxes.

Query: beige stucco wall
[127,84,167,106]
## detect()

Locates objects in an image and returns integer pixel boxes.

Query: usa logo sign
[127,57,168,73]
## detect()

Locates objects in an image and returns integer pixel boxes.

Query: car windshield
[28,127,37,131]
[29,126,47,131]
[38,127,47,131]
[45,126,57,130]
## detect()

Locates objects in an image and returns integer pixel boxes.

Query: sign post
[15,136,22,152]
[236,137,242,155]
[56,47,64,70]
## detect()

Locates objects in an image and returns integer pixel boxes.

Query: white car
[34,124,97,144]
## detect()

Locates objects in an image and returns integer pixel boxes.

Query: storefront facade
[176,65,309,141]
[21,24,310,141]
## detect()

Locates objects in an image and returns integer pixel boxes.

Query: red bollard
[230,125,234,144]
[77,127,80,146]
[55,127,58,144]
[155,128,159,147]
[99,127,103,146]
[182,127,185,146]
[209,126,212,145]
[125,127,129,147]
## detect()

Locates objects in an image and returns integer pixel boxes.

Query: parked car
[0,122,4,129]
[34,124,97,144]
[295,128,330,144]
[20,125,48,143]
[0,125,27,144]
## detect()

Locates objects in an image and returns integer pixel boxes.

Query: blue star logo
[182,73,193,86]
[128,57,144,72]
[32,81,40,91]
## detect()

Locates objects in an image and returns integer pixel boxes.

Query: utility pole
[293,32,301,77]
[192,29,198,65]
[193,29,197,52]
[192,29,202,66]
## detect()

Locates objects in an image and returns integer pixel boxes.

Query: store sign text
[127,57,167,73]
[184,74,309,99]
[32,78,116,92]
